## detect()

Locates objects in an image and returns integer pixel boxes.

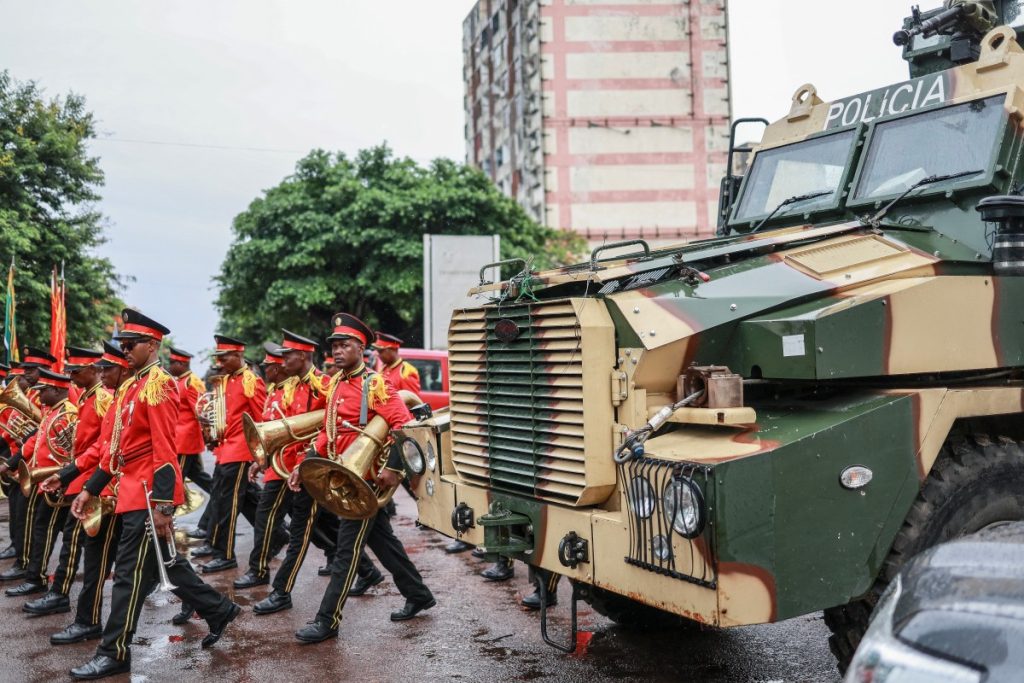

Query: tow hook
[451,502,474,533]
[477,501,533,557]
[557,531,589,569]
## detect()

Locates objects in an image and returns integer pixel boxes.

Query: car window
[408,359,444,392]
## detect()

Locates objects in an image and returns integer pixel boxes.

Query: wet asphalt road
[0,488,840,682]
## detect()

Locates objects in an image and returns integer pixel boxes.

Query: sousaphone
[299,390,421,520]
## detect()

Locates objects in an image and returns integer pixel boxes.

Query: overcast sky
[0,0,913,365]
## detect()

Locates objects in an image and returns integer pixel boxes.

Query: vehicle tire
[584,585,702,631]
[824,433,1024,672]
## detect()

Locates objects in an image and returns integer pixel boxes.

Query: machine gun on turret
[896,1,1000,66]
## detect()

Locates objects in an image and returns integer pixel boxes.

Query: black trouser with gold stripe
[178,453,214,495]
[315,507,433,630]
[73,512,120,627]
[207,461,258,561]
[49,513,85,595]
[96,510,233,662]
[8,486,29,566]
[272,486,376,595]
[247,479,290,578]
[24,497,68,585]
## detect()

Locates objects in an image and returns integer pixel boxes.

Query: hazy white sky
[0,0,914,362]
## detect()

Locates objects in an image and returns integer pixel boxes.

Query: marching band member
[167,347,214,505]
[289,313,434,644]
[68,309,239,680]
[373,332,421,396]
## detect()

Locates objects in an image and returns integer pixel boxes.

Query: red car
[399,348,449,410]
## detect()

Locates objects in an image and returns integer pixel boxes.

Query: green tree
[216,144,585,345]
[0,71,123,349]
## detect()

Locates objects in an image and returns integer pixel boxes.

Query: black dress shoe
[187,527,208,540]
[201,602,240,648]
[481,561,514,582]
[200,558,238,574]
[232,570,268,589]
[444,539,472,554]
[190,544,215,558]
[521,589,557,610]
[348,570,384,597]
[294,620,338,644]
[0,545,16,560]
[0,565,26,581]
[51,621,103,645]
[253,590,292,615]
[470,547,487,560]
[171,603,194,625]
[318,564,332,576]
[69,655,130,680]
[268,529,289,559]
[390,597,436,622]
[23,590,70,615]
[5,580,45,597]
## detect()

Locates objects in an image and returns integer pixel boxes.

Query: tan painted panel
[564,15,688,42]
[568,125,694,154]
[572,200,697,230]
[717,567,775,626]
[567,88,693,118]
[643,427,768,464]
[571,163,695,192]
[566,51,690,80]
[888,277,998,374]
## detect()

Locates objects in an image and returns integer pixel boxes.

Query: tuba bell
[243,409,324,477]
[299,390,421,521]
[0,381,42,442]
[17,463,63,497]
[81,496,117,537]
[21,403,78,505]
[195,376,227,444]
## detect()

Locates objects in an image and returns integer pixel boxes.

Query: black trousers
[8,486,28,565]
[25,497,67,585]
[197,464,222,532]
[272,486,376,594]
[178,454,214,494]
[247,479,290,578]
[207,461,258,561]
[50,512,85,596]
[315,508,432,629]
[74,512,120,627]
[96,510,233,662]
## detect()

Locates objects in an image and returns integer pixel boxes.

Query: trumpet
[81,496,117,537]
[141,479,176,592]
[195,376,227,444]
[0,381,42,442]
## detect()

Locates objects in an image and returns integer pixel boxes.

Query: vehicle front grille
[448,298,616,506]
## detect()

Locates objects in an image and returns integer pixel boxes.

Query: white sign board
[422,234,500,350]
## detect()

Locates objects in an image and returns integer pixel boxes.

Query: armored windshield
[853,96,1004,201]
[732,130,856,223]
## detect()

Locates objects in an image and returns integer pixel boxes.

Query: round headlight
[663,477,704,538]
[628,476,655,519]
[402,439,425,475]
[425,478,435,497]
[425,440,437,472]
[651,534,672,560]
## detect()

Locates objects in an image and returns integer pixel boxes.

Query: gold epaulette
[94,388,113,418]
[280,376,299,407]
[139,366,173,406]
[366,373,389,409]
[400,361,419,379]
[241,368,259,398]
[187,372,206,395]
[311,370,331,397]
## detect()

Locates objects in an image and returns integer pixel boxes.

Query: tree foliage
[216,144,585,345]
[0,71,123,348]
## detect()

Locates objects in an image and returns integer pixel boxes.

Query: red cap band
[9,367,23,376]
[102,353,129,369]
[66,355,98,367]
[0,369,7,378]
[37,376,71,390]
[282,339,316,353]
[216,342,245,353]
[374,340,400,350]
[23,355,53,367]
[262,353,283,365]
[332,326,366,345]
[123,322,164,341]
[169,353,191,363]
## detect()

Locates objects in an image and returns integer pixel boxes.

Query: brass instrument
[81,496,117,537]
[141,479,176,591]
[299,390,421,520]
[17,463,62,497]
[0,381,42,442]
[20,403,78,506]
[175,484,206,517]
[243,409,324,479]
[195,376,227,444]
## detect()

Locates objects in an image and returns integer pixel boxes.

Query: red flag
[50,265,66,373]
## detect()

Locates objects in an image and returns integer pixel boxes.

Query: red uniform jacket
[381,358,421,397]
[61,382,124,499]
[65,384,112,496]
[84,363,184,513]
[309,365,411,479]
[213,368,266,465]
[266,367,328,483]
[174,371,206,456]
